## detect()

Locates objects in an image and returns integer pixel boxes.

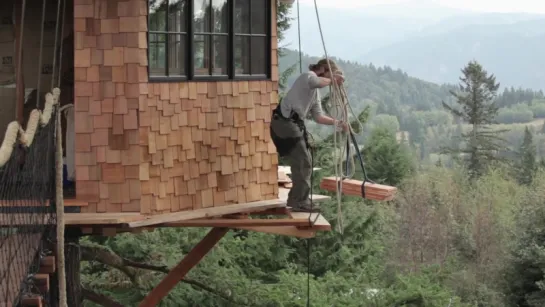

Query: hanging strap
[342,130,373,198]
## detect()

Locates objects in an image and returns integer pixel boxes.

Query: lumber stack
[320,177,397,201]
[278,167,293,189]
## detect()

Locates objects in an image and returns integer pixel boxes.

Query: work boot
[288,199,321,213]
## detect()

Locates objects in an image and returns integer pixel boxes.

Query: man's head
[309,58,340,78]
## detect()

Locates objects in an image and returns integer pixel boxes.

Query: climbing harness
[270,104,311,157]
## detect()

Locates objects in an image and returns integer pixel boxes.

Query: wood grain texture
[74,0,279,214]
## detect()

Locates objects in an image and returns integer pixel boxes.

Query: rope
[56,94,67,307]
[51,0,68,304]
[0,91,60,167]
[311,0,364,233]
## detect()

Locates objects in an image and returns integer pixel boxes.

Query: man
[270,59,347,212]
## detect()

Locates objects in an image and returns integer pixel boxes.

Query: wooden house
[0,0,332,306]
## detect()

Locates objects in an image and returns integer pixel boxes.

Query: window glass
[234,36,250,75]
[250,0,267,35]
[149,33,167,76]
[168,34,186,76]
[234,0,250,34]
[193,0,210,33]
[250,36,267,75]
[168,0,188,32]
[149,0,167,31]
[212,0,229,33]
[148,0,270,80]
[194,34,210,75]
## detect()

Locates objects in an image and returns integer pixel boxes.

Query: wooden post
[14,0,25,123]
[138,228,229,307]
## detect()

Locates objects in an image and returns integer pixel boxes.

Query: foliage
[441,61,507,179]
[514,126,537,185]
[361,127,414,186]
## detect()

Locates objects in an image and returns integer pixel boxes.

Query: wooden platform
[0,233,42,306]
[60,188,330,227]
[0,188,332,238]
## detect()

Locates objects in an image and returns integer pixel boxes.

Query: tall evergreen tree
[441,61,506,179]
[516,126,537,185]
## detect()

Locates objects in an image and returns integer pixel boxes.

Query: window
[148,0,271,81]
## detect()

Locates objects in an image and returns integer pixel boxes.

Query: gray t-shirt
[280,71,324,121]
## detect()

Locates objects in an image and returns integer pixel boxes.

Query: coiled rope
[311,0,364,232]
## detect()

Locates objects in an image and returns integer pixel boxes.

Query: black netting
[0,108,58,306]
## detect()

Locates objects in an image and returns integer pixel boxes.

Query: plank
[63,199,89,207]
[278,188,330,203]
[290,213,332,231]
[38,256,55,274]
[234,226,316,238]
[0,200,50,207]
[320,177,397,201]
[277,166,321,175]
[0,214,52,226]
[64,213,145,225]
[128,199,288,228]
[20,295,43,307]
[162,218,314,228]
[0,199,87,207]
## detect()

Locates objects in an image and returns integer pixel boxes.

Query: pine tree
[441,61,506,179]
[516,126,537,185]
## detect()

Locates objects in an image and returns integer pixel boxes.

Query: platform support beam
[138,227,229,307]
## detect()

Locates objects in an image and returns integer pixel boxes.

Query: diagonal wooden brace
[138,227,229,307]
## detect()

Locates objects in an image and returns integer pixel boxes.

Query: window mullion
[248,0,252,75]
[188,0,194,80]
[208,0,213,76]
[165,0,170,76]
[228,0,234,79]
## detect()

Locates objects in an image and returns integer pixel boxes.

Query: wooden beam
[161,218,314,228]
[14,0,25,124]
[234,226,316,238]
[138,228,229,307]
[290,213,332,231]
[65,213,146,225]
[129,199,288,228]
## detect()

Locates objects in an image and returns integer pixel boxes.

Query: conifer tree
[516,126,537,185]
[441,61,506,179]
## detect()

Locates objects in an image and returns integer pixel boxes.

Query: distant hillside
[361,18,545,90]
[278,49,456,138]
[284,2,544,67]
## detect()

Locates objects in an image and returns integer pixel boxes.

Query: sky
[299,0,545,14]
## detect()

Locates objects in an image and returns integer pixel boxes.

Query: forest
[80,3,545,307]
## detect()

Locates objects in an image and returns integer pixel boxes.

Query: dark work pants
[270,114,312,207]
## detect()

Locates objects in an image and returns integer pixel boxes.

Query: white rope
[311,0,365,232]
[0,88,61,167]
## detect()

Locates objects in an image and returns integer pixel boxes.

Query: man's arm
[308,72,344,89]
[308,73,336,89]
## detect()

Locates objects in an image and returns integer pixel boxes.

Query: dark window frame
[147,0,272,83]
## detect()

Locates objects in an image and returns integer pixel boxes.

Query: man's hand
[342,122,349,132]
[334,73,345,85]
[336,121,349,132]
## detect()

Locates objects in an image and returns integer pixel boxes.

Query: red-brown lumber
[319,177,397,201]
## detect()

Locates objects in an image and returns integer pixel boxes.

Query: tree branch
[79,244,239,305]
[82,287,124,307]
